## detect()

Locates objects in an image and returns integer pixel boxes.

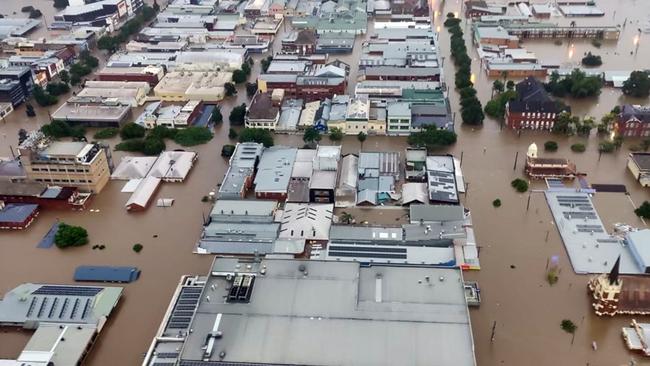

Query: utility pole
[490,321,497,343]
[513,151,519,171]
[526,192,531,211]
[460,151,464,166]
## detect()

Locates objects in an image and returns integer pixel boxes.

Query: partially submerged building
[143,258,477,366]
[254,147,297,200]
[0,202,39,229]
[18,132,112,193]
[0,283,123,365]
[196,200,283,255]
[426,155,459,204]
[218,142,264,200]
[628,152,650,187]
[525,143,576,180]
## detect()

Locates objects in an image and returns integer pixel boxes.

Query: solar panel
[37,297,48,318]
[81,298,92,319]
[329,251,408,259]
[329,245,407,253]
[70,298,80,319]
[26,297,37,317]
[156,352,179,358]
[48,298,59,318]
[59,298,69,319]
[32,285,102,297]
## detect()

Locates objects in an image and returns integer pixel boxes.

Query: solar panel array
[24,293,93,322]
[32,285,103,297]
[329,245,408,259]
[167,286,202,331]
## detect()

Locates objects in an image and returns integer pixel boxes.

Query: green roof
[401,88,446,102]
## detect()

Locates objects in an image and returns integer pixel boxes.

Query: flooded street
[0,0,650,365]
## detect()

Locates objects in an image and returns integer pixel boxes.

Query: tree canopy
[173,127,213,146]
[635,201,650,219]
[407,126,457,150]
[622,71,650,98]
[41,120,86,140]
[120,122,146,139]
[55,223,89,248]
[328,127,343,142]
[229,104,247,125]
[303,126,321,144]
[581,52,602,67]
[545,70,602,98]
[239,128,274,147]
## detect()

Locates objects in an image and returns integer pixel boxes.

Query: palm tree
[340,212,354,224]
[357,131,367,150]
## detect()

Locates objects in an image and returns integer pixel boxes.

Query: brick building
[614,104,650,137]
[506,77,568,131]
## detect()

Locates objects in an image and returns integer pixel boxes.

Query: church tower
[588,257,623,316]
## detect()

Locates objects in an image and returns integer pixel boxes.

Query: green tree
[510,178,529,193]
[635,201,650,219]
[261,56,273,73]
[561,320,577,334]
[229,104,247,125]
[59,70,70,84]
[55,223,89,248]
[407,126,457,150]
[142,136,166,155]
[41,120,85,140]
[115,139,145,152]
[246,82,258,97]
[622,71,650,97]
[149,125,177,140]
[303,126,321,144]
[571,143,586,153]
[581,52,602,67]
[173,127,213,146]
[33,85,58,106]
[211,106,223,124]
[461,102,485,125]
[93,128,119,139]
[641,139,650,152]
[232,69,247,84]
[221,144,236,157]
[120,122,146,139]
[132,243,143,253]
[328,127,343,143]
[239,128,274,147]
[492,199,502,208]
[241,62,251,76]
[492,80,504,96]
[544,141,559,151]
[357,131,367,148]
[340,211,354,224]
[506,80,515,90]
[46,82,70,96]
[224,82,237,96]
[228,128,238,140]
[599,141,616,153]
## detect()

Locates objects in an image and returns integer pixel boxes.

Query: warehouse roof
[144,258,476,366]
[254,147,297,193]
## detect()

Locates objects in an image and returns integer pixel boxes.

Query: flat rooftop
[145,258,476,366]
[545,191,640,274]
[52,101,131,122]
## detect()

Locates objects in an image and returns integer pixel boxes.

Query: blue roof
[74,266,141,283]
[0,203,38,223]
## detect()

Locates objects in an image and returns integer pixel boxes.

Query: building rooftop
[426,155,459,204]
[144,258,476,366]
[148,151,197,181]
[279,203,333,241]
[0,18,41,38]
[209,200,277,222]
[219,142,264,199]
[42,141,89,157]
[545,191,640,274]
[248,92,279,121]
[630,153,650,171]
[0,203,38,225]
[254,147,297,194]
[51,100,131,122]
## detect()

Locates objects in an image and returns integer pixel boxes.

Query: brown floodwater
[1,0,650,365]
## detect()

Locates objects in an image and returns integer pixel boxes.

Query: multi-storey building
[506,77,567,131]
[18,132,112,193]
[614,104,650,137]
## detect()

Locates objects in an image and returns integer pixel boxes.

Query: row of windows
[521,112,556,119]
[623,130,650,137]
[388,125,411,130]
[32,167,88,173]
[35,178,92,183]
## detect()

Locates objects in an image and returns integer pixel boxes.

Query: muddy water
[0,0,649,365]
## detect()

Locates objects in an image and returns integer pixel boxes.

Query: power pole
[513,151,519,171]
[490,321,497,343]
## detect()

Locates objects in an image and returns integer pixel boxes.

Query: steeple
[608,256,621,285]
